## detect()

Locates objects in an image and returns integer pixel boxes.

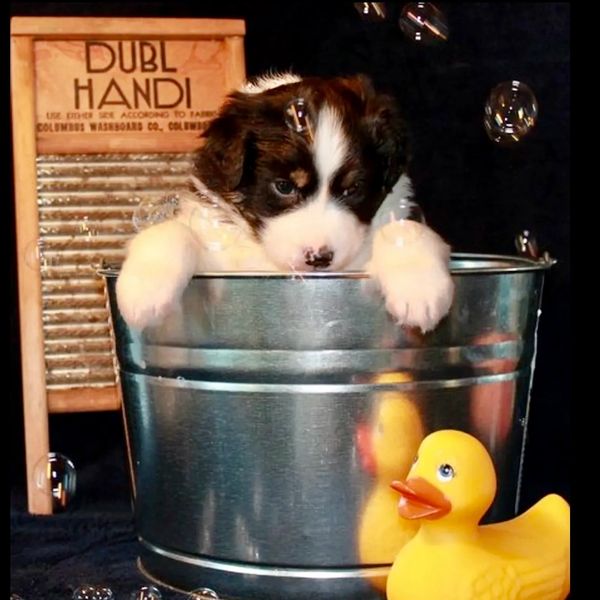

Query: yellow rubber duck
[387,429,570,600]
[356,373,424,594]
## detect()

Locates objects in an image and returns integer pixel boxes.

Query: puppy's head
[194,74,410,271]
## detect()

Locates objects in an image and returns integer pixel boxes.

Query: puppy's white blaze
[261,104,365,271]
[313,105,348,200]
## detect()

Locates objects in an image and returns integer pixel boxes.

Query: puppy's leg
[116,220,200,330]
[366,220,454,333]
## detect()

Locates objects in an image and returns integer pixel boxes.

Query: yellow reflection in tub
[356,372,425,594]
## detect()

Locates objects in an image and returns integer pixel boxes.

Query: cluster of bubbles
[12,588,222,600]
[33,452,77,512]
[188,202,242,253]
[354,2,448,43]
[21,452,219,600]
[354,4,538,145]
[131,191,242,253]
[132,194,181,232]
[353,2,387,22]
[67,585,221,600]
[72,586,114,600]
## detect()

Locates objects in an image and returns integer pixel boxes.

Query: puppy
[116,73,454,332]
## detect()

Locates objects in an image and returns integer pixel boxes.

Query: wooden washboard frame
[11,17,246,514]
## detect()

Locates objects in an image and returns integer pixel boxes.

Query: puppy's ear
[194,94,249,192]
[338,74,377,103]
[363,91,411,193]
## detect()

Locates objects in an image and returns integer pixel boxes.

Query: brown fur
[194,74,411,234]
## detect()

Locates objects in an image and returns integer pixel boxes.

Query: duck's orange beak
[390,478,451,520]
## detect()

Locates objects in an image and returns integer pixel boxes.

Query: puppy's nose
[304,246,334,269]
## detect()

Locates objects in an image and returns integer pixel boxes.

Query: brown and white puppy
[116,73,454,331]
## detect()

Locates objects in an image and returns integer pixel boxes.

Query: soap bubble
[189,203,242,252]
[188,590,220,600]
[24,239,58,271]
[72,585,114,600]
[380,198,426,248]
[514,230,539,259]
[24,239,41,268]
[484,81,538,144]
[284,98,314,142]
[130,586,162,600]
[34,452,77,512]
[390,198,426,224]
[381,220,423,248]
[399,3,449,43]
[354,2,388,22]
[181,181,243,253]
[132,194,180,232]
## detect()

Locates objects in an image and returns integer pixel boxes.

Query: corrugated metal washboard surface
[36,153,196,391]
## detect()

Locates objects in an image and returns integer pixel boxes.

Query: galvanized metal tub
[102,254,552,600]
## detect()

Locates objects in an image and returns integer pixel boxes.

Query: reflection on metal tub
[102,253,552,600]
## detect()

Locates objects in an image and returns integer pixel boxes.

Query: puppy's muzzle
[304,246,334,269]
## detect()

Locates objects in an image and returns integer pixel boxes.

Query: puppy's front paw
[380,267,454,332]
[116,264,188,330]
[367,219,455,333]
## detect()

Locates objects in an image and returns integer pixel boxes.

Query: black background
[8,0,570,531]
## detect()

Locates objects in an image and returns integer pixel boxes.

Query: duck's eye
[437,463,455,482]
[412,455,418,465]
[273,179,297,196]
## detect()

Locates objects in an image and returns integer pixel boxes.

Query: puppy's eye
[341,184,359,198]
[273,179,297,196]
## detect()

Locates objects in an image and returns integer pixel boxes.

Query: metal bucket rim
[99,253,554,279]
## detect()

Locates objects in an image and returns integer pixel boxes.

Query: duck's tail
[539,494,570,598]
